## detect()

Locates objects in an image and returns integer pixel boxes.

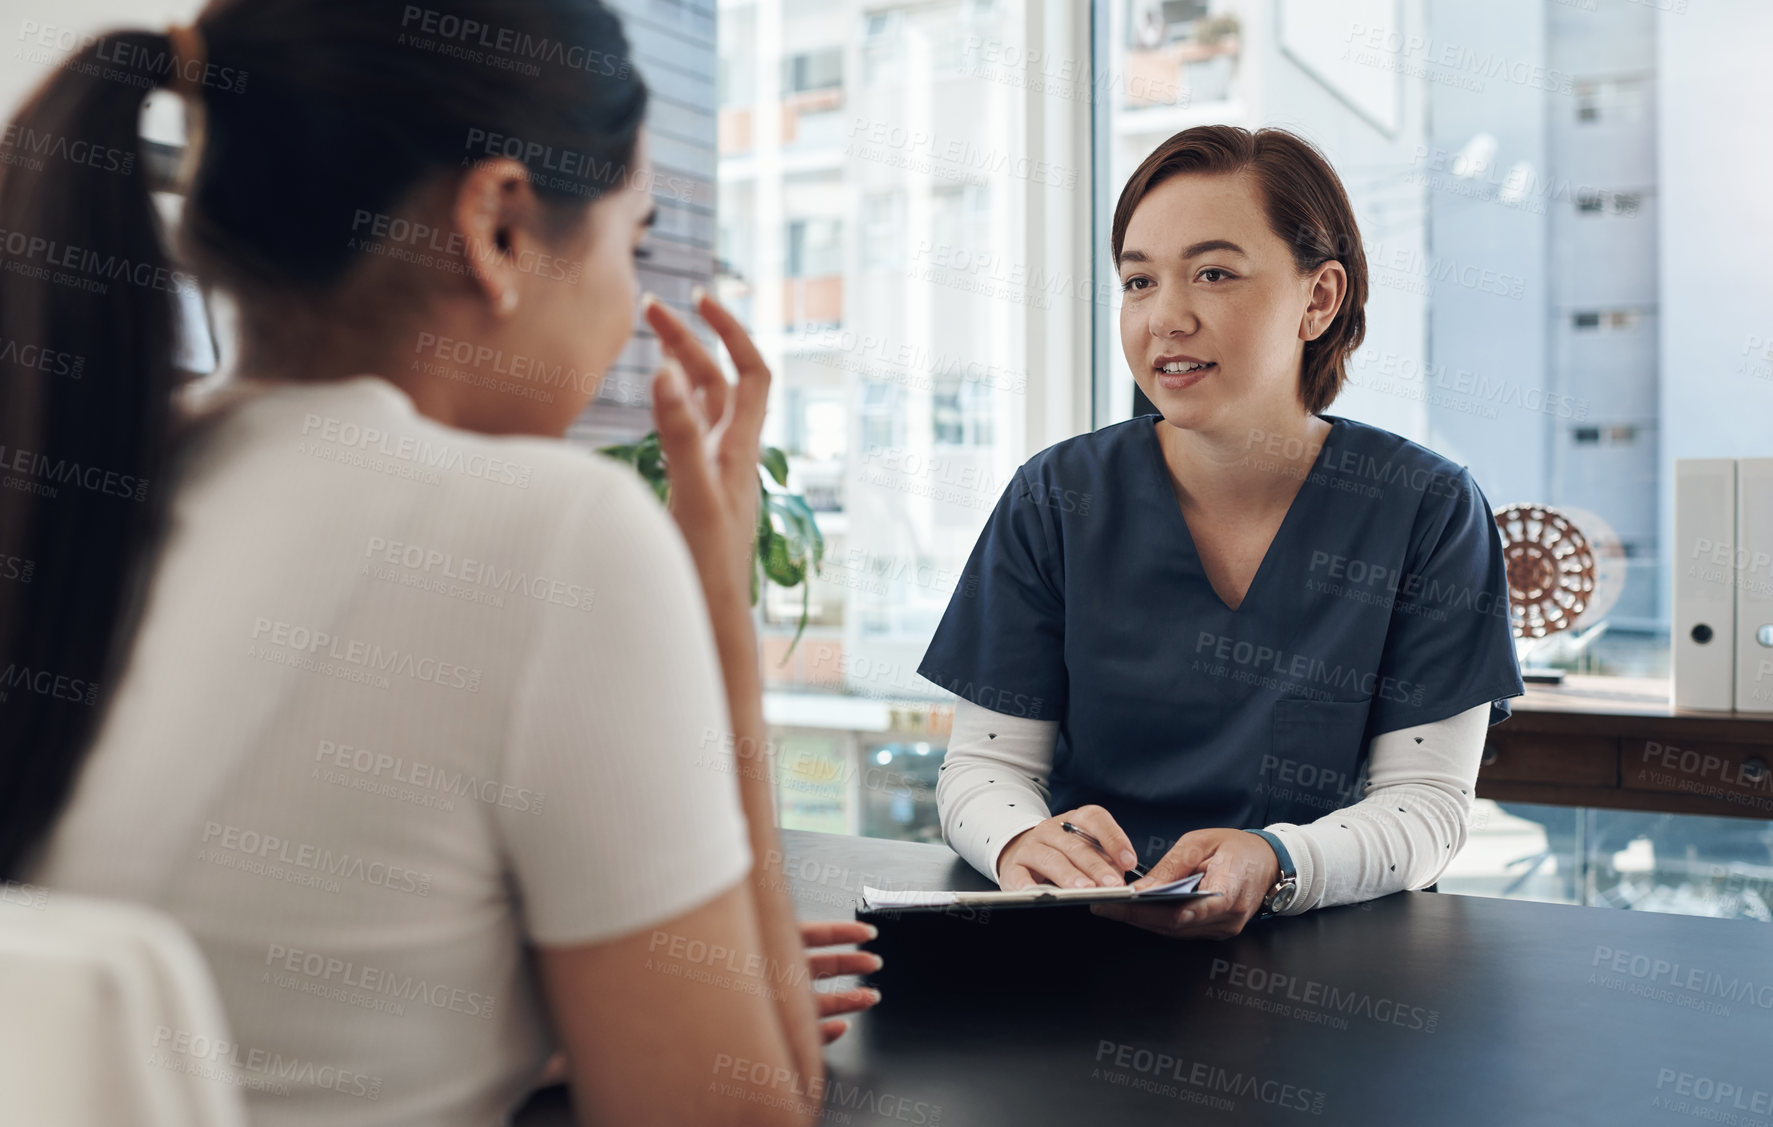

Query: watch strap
[1243,828,1298,919]
[1243,827,1296,881]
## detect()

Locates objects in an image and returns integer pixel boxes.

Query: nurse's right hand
[996,807,1139,891]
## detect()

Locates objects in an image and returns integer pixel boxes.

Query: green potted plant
[598,433,825,661]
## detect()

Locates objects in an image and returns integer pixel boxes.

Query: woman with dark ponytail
[1,4,868,1123]
[0,24,185,878]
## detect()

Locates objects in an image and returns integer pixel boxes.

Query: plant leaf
[760,445,790,488]
[770,493,825,573]
[761,527,806,588]
[601,434,824,656]
[779,580,811,666]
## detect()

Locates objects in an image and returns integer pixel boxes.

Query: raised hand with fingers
[643,287,771,604]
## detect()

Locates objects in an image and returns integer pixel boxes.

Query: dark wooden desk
[1480,675,1773,819]
[785,828,1773,1127]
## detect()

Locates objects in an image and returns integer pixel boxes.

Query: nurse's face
[1117,170,1342,428]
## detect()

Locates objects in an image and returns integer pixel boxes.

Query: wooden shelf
[1478,675,1773,818]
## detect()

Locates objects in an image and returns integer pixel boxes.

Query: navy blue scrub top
[916,413,1526,865]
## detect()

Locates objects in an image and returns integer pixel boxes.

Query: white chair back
[0,884,247,1127]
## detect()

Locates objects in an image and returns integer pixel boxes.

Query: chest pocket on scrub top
[1257,697,1372,826]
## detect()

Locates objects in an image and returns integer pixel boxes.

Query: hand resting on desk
[801,919,885,1043]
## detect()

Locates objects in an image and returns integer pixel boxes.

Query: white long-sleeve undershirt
[935,697,1492,914]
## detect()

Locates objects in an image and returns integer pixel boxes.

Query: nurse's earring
[497,289,519,316]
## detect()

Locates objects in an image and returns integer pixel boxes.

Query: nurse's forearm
[938,698,1057,883]
[1265,702,1490,913]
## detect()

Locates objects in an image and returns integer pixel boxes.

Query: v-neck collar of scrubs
[1144,413,1343,615]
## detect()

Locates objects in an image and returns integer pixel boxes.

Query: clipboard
[859,872,1217,913]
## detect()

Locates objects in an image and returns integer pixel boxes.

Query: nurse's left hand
[1088,829,1280,940]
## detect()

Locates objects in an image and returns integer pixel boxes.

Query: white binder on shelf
[1672,459,1736,711]
[1735,458,1773,715]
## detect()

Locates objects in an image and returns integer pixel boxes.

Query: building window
[1575,81,1599,122]
[932,376,994,446]
[785,217,843,278]
[861,11,902,84]
[1573,309,1643,331]
[861,191,904,271]
[1575,188,1643,216]
[1130,0,1213,48]
[783,48,843,94]
[930,182,993,258]
[1571,425,1638,446]
[1573,76,1648,125]
[862,11,900,39]
[858,379,906,451]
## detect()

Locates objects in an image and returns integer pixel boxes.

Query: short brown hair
[1111,125,1367,415]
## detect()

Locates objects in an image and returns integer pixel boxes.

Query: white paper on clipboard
[860,871,1213,912]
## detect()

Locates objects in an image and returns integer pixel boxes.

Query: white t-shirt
[27,375,753,1126]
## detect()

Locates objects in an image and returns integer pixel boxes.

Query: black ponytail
[0,33,183,879]
[0,0,648,880]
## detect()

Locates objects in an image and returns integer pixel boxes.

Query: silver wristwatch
[1244,828,1298,918]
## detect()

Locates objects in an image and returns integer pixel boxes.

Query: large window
[716,0,1087,843]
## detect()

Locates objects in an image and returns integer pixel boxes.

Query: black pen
[1061,821,1148,881]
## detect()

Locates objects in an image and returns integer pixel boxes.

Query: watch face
[1269,882,1297,913]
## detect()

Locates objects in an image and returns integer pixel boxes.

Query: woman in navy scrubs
[917,125,1524,939]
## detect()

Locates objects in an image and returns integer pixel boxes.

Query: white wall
[1,0,203,122]
[1255,0,1431,443]
[1656,0,1773,619]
